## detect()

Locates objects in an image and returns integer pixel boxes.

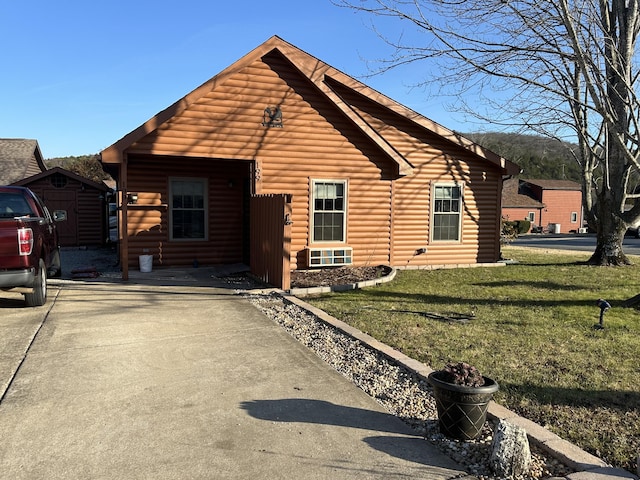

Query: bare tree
[335,0,640,265]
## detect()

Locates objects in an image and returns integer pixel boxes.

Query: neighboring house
[502,177,545,231]
[502,178,582,233]
[13,167,110,246]
[101,36,520,289]
[0,138,47,184]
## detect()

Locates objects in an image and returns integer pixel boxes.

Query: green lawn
[305,247,640,472]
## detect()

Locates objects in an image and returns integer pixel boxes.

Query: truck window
[0,193,35,218]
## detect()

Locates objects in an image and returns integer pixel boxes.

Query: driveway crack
[0,288,61,405]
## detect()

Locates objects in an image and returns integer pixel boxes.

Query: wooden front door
[43,189,77,246]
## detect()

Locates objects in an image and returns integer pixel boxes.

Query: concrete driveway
[0,278,467,479]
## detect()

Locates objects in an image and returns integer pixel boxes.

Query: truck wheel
[25,259,47,307]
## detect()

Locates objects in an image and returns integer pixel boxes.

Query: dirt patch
[290,266,391,288]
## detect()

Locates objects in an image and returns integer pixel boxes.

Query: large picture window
[432,184,462,241]
[312,180,346,243]
[170,178,207,240]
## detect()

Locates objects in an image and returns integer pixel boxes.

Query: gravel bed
[245,291,574,480]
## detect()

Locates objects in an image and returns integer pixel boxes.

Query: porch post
[120,154,129,281]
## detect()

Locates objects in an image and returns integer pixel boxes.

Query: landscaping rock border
[245,289,638,480]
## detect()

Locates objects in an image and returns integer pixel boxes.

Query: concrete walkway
[0,280,469,479]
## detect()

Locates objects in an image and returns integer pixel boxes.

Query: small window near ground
[170,178,207,240]
[432,184,462,242]
[571,212,578,223]
[311,180,346,243]
[527,212,535,222]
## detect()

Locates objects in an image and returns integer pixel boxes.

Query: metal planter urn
[427,363,499,441]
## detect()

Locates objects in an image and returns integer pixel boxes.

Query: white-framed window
[311,179,346,243]
[527,212,536,222]
[432,183,462,242]
[571,212,578,223]
[169,178,207,240]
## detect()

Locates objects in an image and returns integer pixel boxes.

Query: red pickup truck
[0,186,66,306]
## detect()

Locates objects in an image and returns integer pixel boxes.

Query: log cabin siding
[125,156,249,268]
[250,194,292,288]
[125,51,397,270]
[17,169,108,247]
[102,37,519,283]
[334,85,504,266]
[76,188,107,246]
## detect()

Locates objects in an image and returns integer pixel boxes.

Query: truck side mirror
[53,210,67,222]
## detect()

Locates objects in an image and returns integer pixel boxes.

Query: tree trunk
[588,196,631,265]
[589,232,630,265]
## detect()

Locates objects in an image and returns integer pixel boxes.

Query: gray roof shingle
[0,139,47,184]
[502,177,545,208]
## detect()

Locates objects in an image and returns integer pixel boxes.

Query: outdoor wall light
[595,298,611,329]
[127,193,139,204]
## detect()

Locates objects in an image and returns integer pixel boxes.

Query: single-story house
[0,138,47,185]
[13,167,110,246]
[502,178,582,233]
[101,36,520,289]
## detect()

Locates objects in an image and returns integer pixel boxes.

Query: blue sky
[1,0,479,158]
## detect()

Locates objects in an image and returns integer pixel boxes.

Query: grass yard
[304,247,640,473]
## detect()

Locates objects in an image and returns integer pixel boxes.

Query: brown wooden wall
[25,176,106,247]
[125,51,396,271]
[125,156,250,268]
[334,83,504,266]
[250,194,292,289]
[118,48,505,272]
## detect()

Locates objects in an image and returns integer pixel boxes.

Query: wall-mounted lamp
[127,193,139,204]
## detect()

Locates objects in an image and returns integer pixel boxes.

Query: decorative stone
[490,419,532,478]
[248,292,572,479]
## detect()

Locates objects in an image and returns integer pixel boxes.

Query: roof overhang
[100,35,520,177]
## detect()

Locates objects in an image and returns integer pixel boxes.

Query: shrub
[501,219,518,245]
[435,362,486,387]
[516,220,531,234]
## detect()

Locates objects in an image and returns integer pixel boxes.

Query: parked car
[0,186,66,306]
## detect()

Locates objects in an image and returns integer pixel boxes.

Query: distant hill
[465,132,582,182]
[45,154,111,184]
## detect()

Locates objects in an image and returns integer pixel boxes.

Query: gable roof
[101,36,520,176]
[502,177,545,208]
[0,138,47,185]
[12,166,109,192]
